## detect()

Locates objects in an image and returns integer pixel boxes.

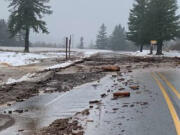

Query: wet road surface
[0,74,116,134]
[0,69,180,135]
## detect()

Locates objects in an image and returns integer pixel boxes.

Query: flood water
[0,75,115,135]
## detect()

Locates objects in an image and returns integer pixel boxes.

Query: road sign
[151,40,157,45]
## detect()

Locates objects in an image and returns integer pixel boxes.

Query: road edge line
[152,73,180,135]
[157,72,180,100]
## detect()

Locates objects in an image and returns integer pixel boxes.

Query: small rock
[87,120,94,123]
[119,88,125,91]
[89,100,101,104]
[18,129,24,132]
[8,111,12,114]
[112,108,119,111]
[113,92,130,98]
[7,104,11,106]
[101,93,107,98]
[102,65,120,72]
[130,86,139,90]
[81,109,90,115]
[14,110,23,113]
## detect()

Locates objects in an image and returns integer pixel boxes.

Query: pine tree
[8,0,52,52]
[96,24,108,49]
[0,19,23,47]
[128,0,149,52]
[79,37,84,49]
[109,25,127,50]
[146,0,180,55]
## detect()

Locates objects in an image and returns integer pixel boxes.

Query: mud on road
[1,52,180,135]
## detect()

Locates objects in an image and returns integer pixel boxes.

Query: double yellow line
[152,73,180,135]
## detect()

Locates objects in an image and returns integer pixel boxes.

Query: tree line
[95,23,135,51]
[94,0,180,55]
[128,0,180,55]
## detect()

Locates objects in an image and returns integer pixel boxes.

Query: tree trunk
[24,27,30,53]
[149,45,153,55]
[140,44,143,52]
[156,41,163,55]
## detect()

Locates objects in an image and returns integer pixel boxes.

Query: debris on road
[14,109,23,114]
[102,65,120,72]
[81,109,90,116]
[101,93,107,98]
[119,87,125,91]
[130,85,139,90]
[118,78,125,82]
[113,92,130,98]
[89,100,101,104]
[35,118,84,135]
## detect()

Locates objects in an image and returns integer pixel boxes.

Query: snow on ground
[79,49,112,58]
[0,48,111,67]
[45,61,75,70]
[123,50,180,58]
[5,73,36,85]
[0,51,65,66]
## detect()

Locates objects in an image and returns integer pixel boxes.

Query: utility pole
[66,37,68,60]
[69,35,71,59]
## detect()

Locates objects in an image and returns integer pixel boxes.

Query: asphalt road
[0,68,180,135]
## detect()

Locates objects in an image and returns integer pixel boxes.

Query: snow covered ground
[0,51,66,66]
[122,50,180,58]
[0,48,111,67]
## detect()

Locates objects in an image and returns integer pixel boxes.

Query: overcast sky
[0,0,180,45]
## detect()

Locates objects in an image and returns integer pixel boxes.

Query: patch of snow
[123,50,180,58]
[6,73,36,84]
[45,61,74,70]
[80,49,112,58]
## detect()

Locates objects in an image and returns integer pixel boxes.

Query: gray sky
[0,0,180,45]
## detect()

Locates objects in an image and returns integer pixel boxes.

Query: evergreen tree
[128,0,149,52]
[96,24,108,49]
[109,25,127,50]
[8,0,52,52]
[79,37,84,49]
[0,19,23,46]
[146,0,180,55]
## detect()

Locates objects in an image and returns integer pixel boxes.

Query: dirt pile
[35,118,83,135]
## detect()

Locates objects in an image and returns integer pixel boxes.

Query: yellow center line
[157,72,180,100]
[151,73,180,135]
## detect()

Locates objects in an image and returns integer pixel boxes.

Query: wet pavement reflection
[0,75,114,135]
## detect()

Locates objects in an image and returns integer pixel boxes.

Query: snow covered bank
[123,50,180,58]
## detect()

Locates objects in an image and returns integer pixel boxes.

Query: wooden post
[66,37,68,60]
[69,35,71,59]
